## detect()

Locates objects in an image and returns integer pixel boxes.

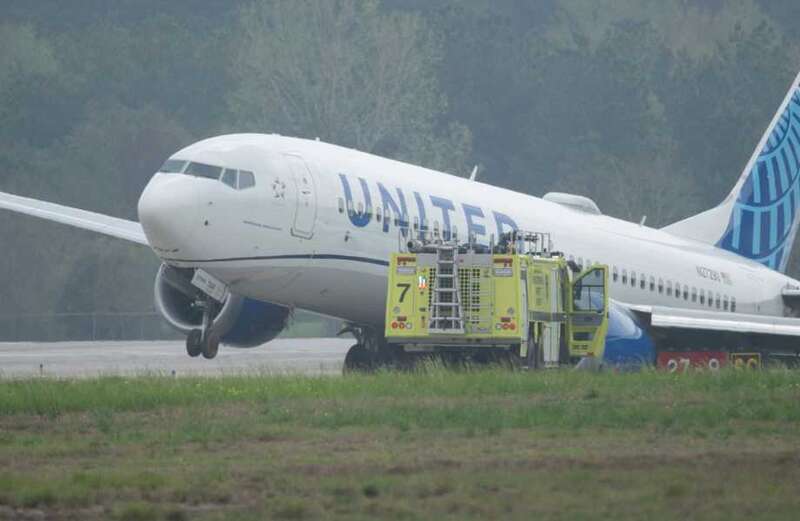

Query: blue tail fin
[663,71,800,273]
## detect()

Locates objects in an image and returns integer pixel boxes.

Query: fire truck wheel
[343,343,376,373]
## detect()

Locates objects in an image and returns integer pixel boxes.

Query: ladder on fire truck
[428,244,465,333]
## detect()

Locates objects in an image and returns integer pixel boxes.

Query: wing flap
[0,191,148,245]
[641,304,800,337]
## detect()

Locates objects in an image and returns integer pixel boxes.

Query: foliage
[229,0,472,173]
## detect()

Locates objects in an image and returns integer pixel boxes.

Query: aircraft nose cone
[138,174,199,256]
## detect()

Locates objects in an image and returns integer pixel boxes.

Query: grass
[0,368,799,519]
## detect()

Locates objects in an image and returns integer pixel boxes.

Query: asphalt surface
[0,338,353,378]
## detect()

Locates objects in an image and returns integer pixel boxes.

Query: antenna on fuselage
[639,215,647,226]
[469,165,479,181]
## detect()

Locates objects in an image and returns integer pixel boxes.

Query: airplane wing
[0,190,148,246]
[619,301,800,337]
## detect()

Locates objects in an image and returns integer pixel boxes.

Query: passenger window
[221,169,238,189]
[666,281,672,296]
[640,276,646,290]
[347,200,354,217]
[715,294,721,309]
[420,218,428,232]
[239,171,256,189]
[612,266,619,282]
[691,287,697,303]
[683,285,689,300]
[723,296,729,311]
[675,282,681,299]
[160,159,187,173]
[731,297,737,312]
[622,269,628,285]
[385,208,392,225]
[413,217,419,231]
[376,206,382,223]
[630,270,636,287]
[452,225,458,240]
[433,220,440,237]
[700,290,705,305]
[649,276,655,292]
[357,202,364,215]
[337,198,345,214]
[658,278,664,294]
[185,162,222,180]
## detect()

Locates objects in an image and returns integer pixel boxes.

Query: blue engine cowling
[154,265,290,347]
[601,301,656,368]
[219,298,290,347]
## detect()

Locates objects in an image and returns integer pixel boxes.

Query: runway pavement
[0,338,353,378]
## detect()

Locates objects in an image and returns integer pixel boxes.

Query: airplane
[4,71,800,369]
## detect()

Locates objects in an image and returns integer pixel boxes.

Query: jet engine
[602,301,656,367]
[154,264,290,347]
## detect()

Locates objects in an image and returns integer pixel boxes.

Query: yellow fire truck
[384,232,609,367]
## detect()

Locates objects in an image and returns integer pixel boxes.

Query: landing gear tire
[201,330,221,360]
[186,329,203,358]
[343,343,375,373]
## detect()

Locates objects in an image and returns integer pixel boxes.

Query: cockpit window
[239,171,255,189]
[185,162,223,179]
[221,169,238,188]
[167,160,254,190]
[160,159,187,173]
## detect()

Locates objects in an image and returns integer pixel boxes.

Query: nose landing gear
[185,297,221,359]
[185,329,202,357]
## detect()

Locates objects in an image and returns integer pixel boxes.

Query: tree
[0,23,62,148]
[228,0,471,174]
[664,22,795,203]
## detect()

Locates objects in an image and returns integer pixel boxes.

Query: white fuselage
[137,134,798,326]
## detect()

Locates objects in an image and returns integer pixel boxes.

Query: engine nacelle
[154,264,290,347]
[602,301,656,367]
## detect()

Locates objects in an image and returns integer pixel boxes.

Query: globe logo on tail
[717,90,800,271]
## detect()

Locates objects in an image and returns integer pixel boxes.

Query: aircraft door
[568,266,609,358]
[284,154,317,239]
